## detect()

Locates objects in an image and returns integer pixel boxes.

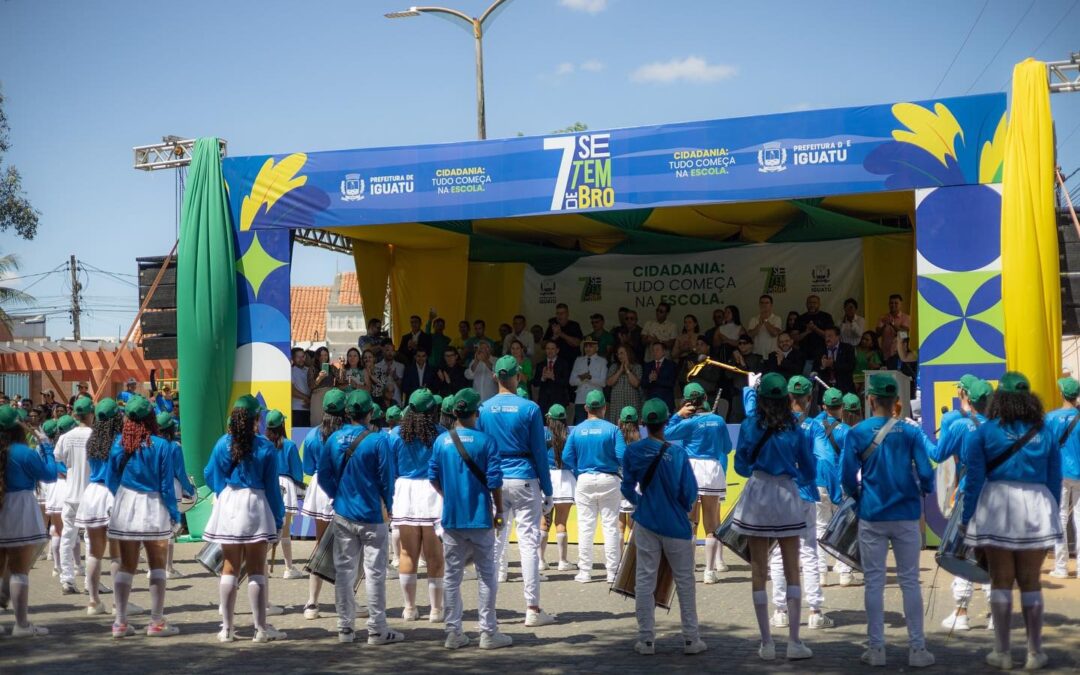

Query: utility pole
[69,254,82,341]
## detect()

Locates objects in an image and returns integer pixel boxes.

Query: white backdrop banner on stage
[522,239,864,323]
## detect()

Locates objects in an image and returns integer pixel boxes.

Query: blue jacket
[738,386,816,488]
[477,392,552,496]
[276,438,305,485]
[6,442,55,493]
[88,456,109,485]
[302,426,333,476]
[961,419,1063,525]
[108,436,180,524]
[169,441,195,498]
[544,428,558,469]
[796,414,827,503]
[388,428,438,480]
[621,436,698,539]
[319,424,393,524]
[429,426,503,529]
[664,412,733,468]
[930,410,985,491]
[1045,407,1080,480]
[815,414,846,505]
[842,416,935,522]
[203,434,285,530]
[562,417,626,477]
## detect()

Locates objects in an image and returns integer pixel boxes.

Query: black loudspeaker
[136,256,178,359]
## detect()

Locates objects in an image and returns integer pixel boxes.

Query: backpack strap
[824,420,841,457]
[639,442,670,495]
[338,430,372,477]
[449,428,488,486]
[860,418,899,463]
[986,425,1040,474]
[1059,410,1080,446]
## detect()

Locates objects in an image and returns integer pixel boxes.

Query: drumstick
[269,542,277,574]
[687,358,752,378]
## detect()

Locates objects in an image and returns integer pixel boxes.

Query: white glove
[748,371,762,389]
[541,494,554,514]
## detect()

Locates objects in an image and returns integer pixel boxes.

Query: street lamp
[386,1,514,140]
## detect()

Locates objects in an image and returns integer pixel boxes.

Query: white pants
[634,524,699,643]
[1053,478,1080,572]
[444,528,498,636]
[60,501,81,584]
[816,488,852,575]
[492,478,542,608]
[951,576,990,606]
[574,472,622,578]
[859,519,924,649]
[770,500,822,610]
[332,516,388,634]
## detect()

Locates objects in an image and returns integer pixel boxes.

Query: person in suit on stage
[815,327,856,394]
[534,341,571,413]
[402,348,438,402]
[644,342,677,412]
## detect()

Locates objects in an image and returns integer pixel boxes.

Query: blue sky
[1,0,1078,338]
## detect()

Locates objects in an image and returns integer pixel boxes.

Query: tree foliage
[0,84,39,240]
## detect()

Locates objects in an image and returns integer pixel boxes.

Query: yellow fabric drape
[1002,58,1060,404]
[351,240,391,326]
[862,233,916,339]
[465,263,526,332]
[389,244,470,338]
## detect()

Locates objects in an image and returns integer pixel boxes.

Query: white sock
[50,535,61,572]
[399,573,417,609]
[86,555,101,605]
[540,529,549,565]
[307,573,323,607]
[220,575,238,631]
[114,571,133,625]
[715,540,725,567]
[990,589,1012,654]
[281,537,294,568]
[557,532,569,563]
[753,589,771,644]
[1021,590,1043,654]
[11,573,29,628]
[428,578,444,613]
[265,576,275,610]
[786,585,802,643]
[148,568,167,622]
[704,536,718,573]
[249,575,267,632]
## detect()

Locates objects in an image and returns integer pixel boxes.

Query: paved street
[3,540,1080,673]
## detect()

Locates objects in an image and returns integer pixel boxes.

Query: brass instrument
[686,357,752,378]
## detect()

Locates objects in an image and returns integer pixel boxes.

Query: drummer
[1048,376,1080,580]
[264,410,306,579]
[931,378,991,632]
[961,372,1062,671]
[156,412,194,580]
[541,404,575,572]
[386,406,403,430]
[814,388,851,588]
[620,398,706,656]
[617,407,641,544]
[841,373,936,668]
[841,393,862,427]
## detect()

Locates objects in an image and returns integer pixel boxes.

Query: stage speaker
[137,256,178,359]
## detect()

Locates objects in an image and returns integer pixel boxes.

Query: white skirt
[108,486,174,541]
[279,476,300,514]
[392,477,442,527]
[45,476,67,514]
[75,481,113,528]
[620,498,635,514]
[300,472,334,521]
[965,480,1062,550]
[0,490,48,547]
[550,468,577,504]
[690,457,726,498]
[203,486,279,544]
[730,471,806,538]
[37,480,53,505]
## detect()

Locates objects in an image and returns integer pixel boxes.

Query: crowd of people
[1,376,179,430]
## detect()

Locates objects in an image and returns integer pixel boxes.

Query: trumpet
[686,357,753,378]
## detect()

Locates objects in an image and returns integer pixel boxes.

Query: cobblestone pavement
[3,541,1080,673]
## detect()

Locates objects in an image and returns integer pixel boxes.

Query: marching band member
[264,410,306,579]
[429,388,512,650]
[49,413,79,591]
[479,355,557,627]
[617,407,640,543]
[542,404,575,571]
[932,378,991,631]
[815,388,852,588]
[842,373,936,668]
[388,389,446,622]
[0,404,55,636]
[106,395,182,639]
[621,398,706,656]
[42,417,66,579]
[665,382,733,584]
[439,396,456,431]
[1049,376,1080,580]
[732,372,815,661]
[156,412,193,579]
[962,372,1062,670]
[386,405,403,430]
[318,389,404,646]
[841,393,863,427]
[203,395,286,643]
[299,389,346,619]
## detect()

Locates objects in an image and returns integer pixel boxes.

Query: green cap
[323,388,347,416]
[788,375,812,397]
[585,389,607,410]
[125,394,154,420]
[42,418,59,437]
[546,403,567,421]
[440,395,456,415]
[1059,376,1080,400]
[999,371,1030,393]
[683,382,707,401]
[16,407,27,421]
[619,406,639,424]
[156,411,177,430]
[494,354,519,379]
[95,398,119,421]
[967,379,993,403]
[345,389,374,416]
[959,374,980,393]
[57,414,77,433]
[641,398,670,424]
[822,388,843,407]
[842,393,862,412]
[408,388,436,413]
[370,403,384,421]
[0,405,19,431]
[265,409,286,428]
[867,373,898,398]
[516,385,529,399]
[232,394,263,415]
[759,372,789,400]
[433,395,444,408]
[453,388,481,416]
[386,405,403,423]
[72,396,95,417]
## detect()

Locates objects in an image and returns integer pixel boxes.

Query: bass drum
[609,528,675,610]
[935,493,990,584]
[304,524,363,592]
[817,497,861,572]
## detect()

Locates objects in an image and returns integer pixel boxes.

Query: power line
[964,0,1036,94]
[932,0,991,97]
[998,0,1079,91]
[1062,118,1080,146]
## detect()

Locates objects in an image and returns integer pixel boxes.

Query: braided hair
[399,407,438,446]
[756,395,795,432]
[0,425,22,509]
[547,417,568,469]
[120,415,158,454]
[319,412,344,442]
[228,408,256,463]
[87,415,123,461]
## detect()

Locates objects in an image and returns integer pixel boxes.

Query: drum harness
[448,428,496,523]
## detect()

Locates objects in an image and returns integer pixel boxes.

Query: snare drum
[935,493,990,584]
[176,477,202,514]
[609,528,676,610]
[817,497,861,572]
[304,527,363,592]
[714,492,777,563]
[195,542,247,582]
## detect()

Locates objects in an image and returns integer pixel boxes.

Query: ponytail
[228,408,256,463]
[319,412,343,442]
[547,418,568,469]
[120,416,158,454]
[619,421,641,445]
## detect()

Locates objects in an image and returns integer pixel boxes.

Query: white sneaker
[703,570,719,584]
[445,631,470,649]
[1024,650,1049,670]
[123,601,146,616]
[861,645,886,666]
[786,641,813,660]
[283,566,307,580]
[557,560,577,571]
[524,609,556,627]
[838,572,854,586]
[428,608,445,623]
[634,640,655,655]
[605,575,616,584]
[217,628,236,643]
[758,641,776,660]
[418,558,427,570]
[941,609,971,631]
[537,572,549,582]
[166,567,184,579]
[497,570,508,584]
[266,605,285,616]
[11,623,49,637]
[303,604,321,620]
[819,572,830,587]
[908,647,935,668]
[715,561,729,573]
[770,610,789,628]
[808,612,834,629]
[985,650,1012,670]
[146,620,180,638]
[1049,568,1069,579]
[253,625,287,643]
[574,572,592,584]
[87,601,109,616]
[389,557,400,569]
[683,638,708,655]
[368,629,405,645]
[338,628,355,644]
[402,606,419,621]
[479,631,512,650]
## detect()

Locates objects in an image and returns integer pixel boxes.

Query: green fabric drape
[177,138,236,486]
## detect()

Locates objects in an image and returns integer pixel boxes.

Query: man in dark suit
[401,347,437,401]
[398,314,433,366]
[816,326,856,393]
[643,342,677,412]
[766,331,807,380]
[533,339,571,412]
[793,294,835,364]
[433,346,469,397]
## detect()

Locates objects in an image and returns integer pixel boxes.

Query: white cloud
[559,0,608,13]
[555,62,576,76]
[550,59,605,78]
[631,56,738,84]
[580,59,605,73]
